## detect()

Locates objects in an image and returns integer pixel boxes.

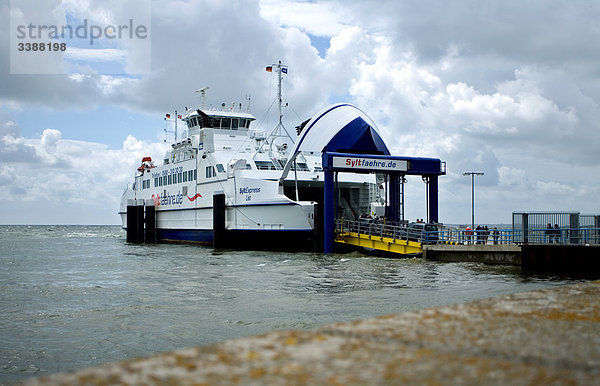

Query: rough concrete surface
[23,281,600,385]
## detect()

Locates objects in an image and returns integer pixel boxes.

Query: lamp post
[463,172,484,230]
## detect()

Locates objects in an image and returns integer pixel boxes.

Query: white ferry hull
[120,201,316,247]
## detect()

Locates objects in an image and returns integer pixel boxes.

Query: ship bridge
[281,103,446,253]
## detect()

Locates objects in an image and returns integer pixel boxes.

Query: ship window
[154,177,158,187]
[221,117,230,130]
[255,161,275,170]
[246,163,252,170]
[192,117,198,127]
[231,118,238,130]
[168,175,172,184]
[162,176,167,185]
[194,169,197,180]
[239,119,245,129]
[183,172,188,182]
[178,172,182,183]
[216,164,225,173]
[212,117,221,129]
[296,163,310,171]
[188,170,193,181]
[206,166,216,178]
[245,120,251,128]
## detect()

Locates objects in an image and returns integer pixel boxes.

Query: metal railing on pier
[335,219,600,246]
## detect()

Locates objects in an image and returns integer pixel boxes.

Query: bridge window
[222,117,231,130]
[216,164,225,173]
[206,166,216,178]
[231,118,238,130]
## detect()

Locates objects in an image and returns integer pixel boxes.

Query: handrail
[334,219,600,246]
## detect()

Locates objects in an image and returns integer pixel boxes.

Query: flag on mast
[165,113,171,119]
[282,67,288,74]
[265,66,272,72]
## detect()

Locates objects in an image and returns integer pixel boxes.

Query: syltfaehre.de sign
[332,156,408,172]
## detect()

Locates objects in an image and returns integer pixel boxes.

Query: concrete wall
[423,244,522,265]
[521,244,600,274]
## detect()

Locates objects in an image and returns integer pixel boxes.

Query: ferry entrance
[322,152,446,253]
[279,103,446,254]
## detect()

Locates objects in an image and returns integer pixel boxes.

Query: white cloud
[2,0,600,224]
[259,0,348,37]
[65,47,127,62]
[535,180,575,196]
[0,119,168,223]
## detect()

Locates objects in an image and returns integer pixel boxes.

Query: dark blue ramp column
[428,175,439,224]
[388,174,400,223]
[323,166,335,254]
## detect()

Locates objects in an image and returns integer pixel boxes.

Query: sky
[1,0,599,225]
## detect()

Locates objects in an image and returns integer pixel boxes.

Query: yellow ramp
[335,231,422,255]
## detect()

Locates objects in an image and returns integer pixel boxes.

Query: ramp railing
[335,219,600,246]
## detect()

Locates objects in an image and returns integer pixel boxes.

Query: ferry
[119,62,388,249]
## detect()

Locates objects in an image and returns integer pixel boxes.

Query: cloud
[0,110,168,223]
[2,0,600,224]
[65,47,127,62]
[259,0,349,37]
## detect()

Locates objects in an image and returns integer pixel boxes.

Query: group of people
[464,225,500,244]
[546,223,562,243]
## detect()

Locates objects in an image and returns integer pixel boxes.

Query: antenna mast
[195,86,210,110]
[260,61,295,152]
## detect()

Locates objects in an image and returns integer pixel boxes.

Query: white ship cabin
[163,105,314,175]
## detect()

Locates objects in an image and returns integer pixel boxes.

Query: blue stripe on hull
[154,228,316,250]
[158,229,213,244]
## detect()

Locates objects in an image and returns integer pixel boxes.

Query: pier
[24,281,600,384]
[334,216,600,273]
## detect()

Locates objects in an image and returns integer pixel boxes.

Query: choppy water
[0,225,578,383]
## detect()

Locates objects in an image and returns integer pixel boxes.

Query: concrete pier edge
[23,280,600,385]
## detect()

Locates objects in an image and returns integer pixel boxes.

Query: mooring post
[145,200,156,243]
[213,193,226,249]
[135,202,145,243]
[126,200,137,242]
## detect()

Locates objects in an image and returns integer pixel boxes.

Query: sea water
[0,225,578,383]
